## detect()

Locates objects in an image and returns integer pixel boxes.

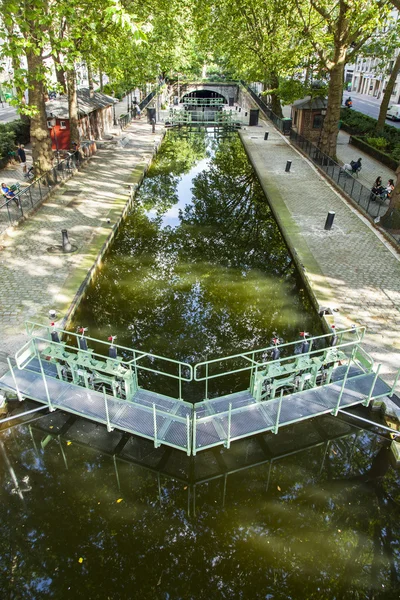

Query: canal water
[1,130,399,598]
[69,130,322,400]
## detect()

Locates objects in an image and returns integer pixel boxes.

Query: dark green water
[70,130,322,399]
[0,413,399,599]
[1,131,399,599]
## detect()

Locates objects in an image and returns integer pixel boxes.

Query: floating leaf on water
[277,486,281,491]
[116,498,123,503]
[183,486,187,490]
[49,426,53,429]
[78,557,84,564]
[67,441,72,446]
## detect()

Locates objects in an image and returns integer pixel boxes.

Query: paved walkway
[0,116,163,374]
[0,98,399,395]
[240,119,400,392]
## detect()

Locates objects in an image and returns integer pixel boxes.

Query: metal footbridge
[0,323,398,456]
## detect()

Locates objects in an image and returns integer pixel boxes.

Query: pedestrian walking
[17,143,27,173]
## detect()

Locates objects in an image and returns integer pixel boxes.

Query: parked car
[386,104,400,120]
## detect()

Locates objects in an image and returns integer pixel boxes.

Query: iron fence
[240,81,292,134]
[289,130,400,247]
[0,140,96,236]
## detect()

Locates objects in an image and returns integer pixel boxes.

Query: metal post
[7,357,23,402]
[389,367,400,396]
[264,132,269,140]
[226,402,232,449]
[0,404,48,425]
[186,414,191,456]
[364,364,380,407]
[153,403,158,448]
[333,358,352,416]
[37,350,54,412]
[324,211,335,231]
[205,363,209,400]
[103,386,113,432]
[285,160,292,172]
[274,390,284,434]
[192,411,197,456]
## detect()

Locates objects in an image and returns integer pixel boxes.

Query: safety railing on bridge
[193,327,366,398]
[2,323,398,455]
[0,140,97,236]
[289,130,400,247]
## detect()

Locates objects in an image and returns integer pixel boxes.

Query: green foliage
[391,144,400,162]
[0,119,30,166]
[0,131,16,163]
[365,136,387,151]
[340,108,400,162]
[278,78,328,105]
[4,119,30,144]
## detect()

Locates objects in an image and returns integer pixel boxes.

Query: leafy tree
[294,0,389,159]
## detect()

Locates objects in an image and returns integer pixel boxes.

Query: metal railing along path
[0,140,97,236]
[289,130,400,247]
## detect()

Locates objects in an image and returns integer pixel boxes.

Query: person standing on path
[17,144,27,174]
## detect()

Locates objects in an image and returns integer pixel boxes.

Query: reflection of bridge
[22,409,389,513]
[0,323,398,456]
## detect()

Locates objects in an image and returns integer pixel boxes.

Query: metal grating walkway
[1,323,398,455]
[0,365,192,454]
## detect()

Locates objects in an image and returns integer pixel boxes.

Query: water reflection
[0,411,399,599]
[71,131,322,399]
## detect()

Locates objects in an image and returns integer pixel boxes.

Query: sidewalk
[240,118,400,393]
[0,116,163,374]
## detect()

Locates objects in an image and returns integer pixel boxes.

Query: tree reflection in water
[0,415,399,599]
[72,129,321,397]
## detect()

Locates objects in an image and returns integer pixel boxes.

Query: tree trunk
[87,63,94,97]
[66,67,80,144]
[26,47,54,177]
[269,72,283,118]
[381,163,400,230]
[53,52,66,93]
[99,70,104,92]
[320,60,345,158]
[376,53,400,133]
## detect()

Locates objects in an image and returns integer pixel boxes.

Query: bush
[365,136,388,152]
[5,119,30,144]
[341,108,400,163]
[0,131,17,162]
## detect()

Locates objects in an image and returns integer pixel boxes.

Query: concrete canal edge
[238,129,336,333]
[239,129,400,460]
[59,130,166,331]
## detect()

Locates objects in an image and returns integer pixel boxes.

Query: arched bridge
[178,82,239,104]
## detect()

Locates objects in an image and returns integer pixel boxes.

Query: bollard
[264,132,269,140]
[285,160,292,172]
[151,118,156,133]
[245,111,248,117]
[239,107,242,112]
[324,211,335,231]
[61,229,72,252]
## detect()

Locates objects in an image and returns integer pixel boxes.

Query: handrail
[194,327,365,381]
[25,321,193,381]
[0,140,97,236]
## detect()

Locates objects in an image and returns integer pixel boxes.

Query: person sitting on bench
[386,178,395,199]
[1,182,19,206]
[343,157,362,175]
